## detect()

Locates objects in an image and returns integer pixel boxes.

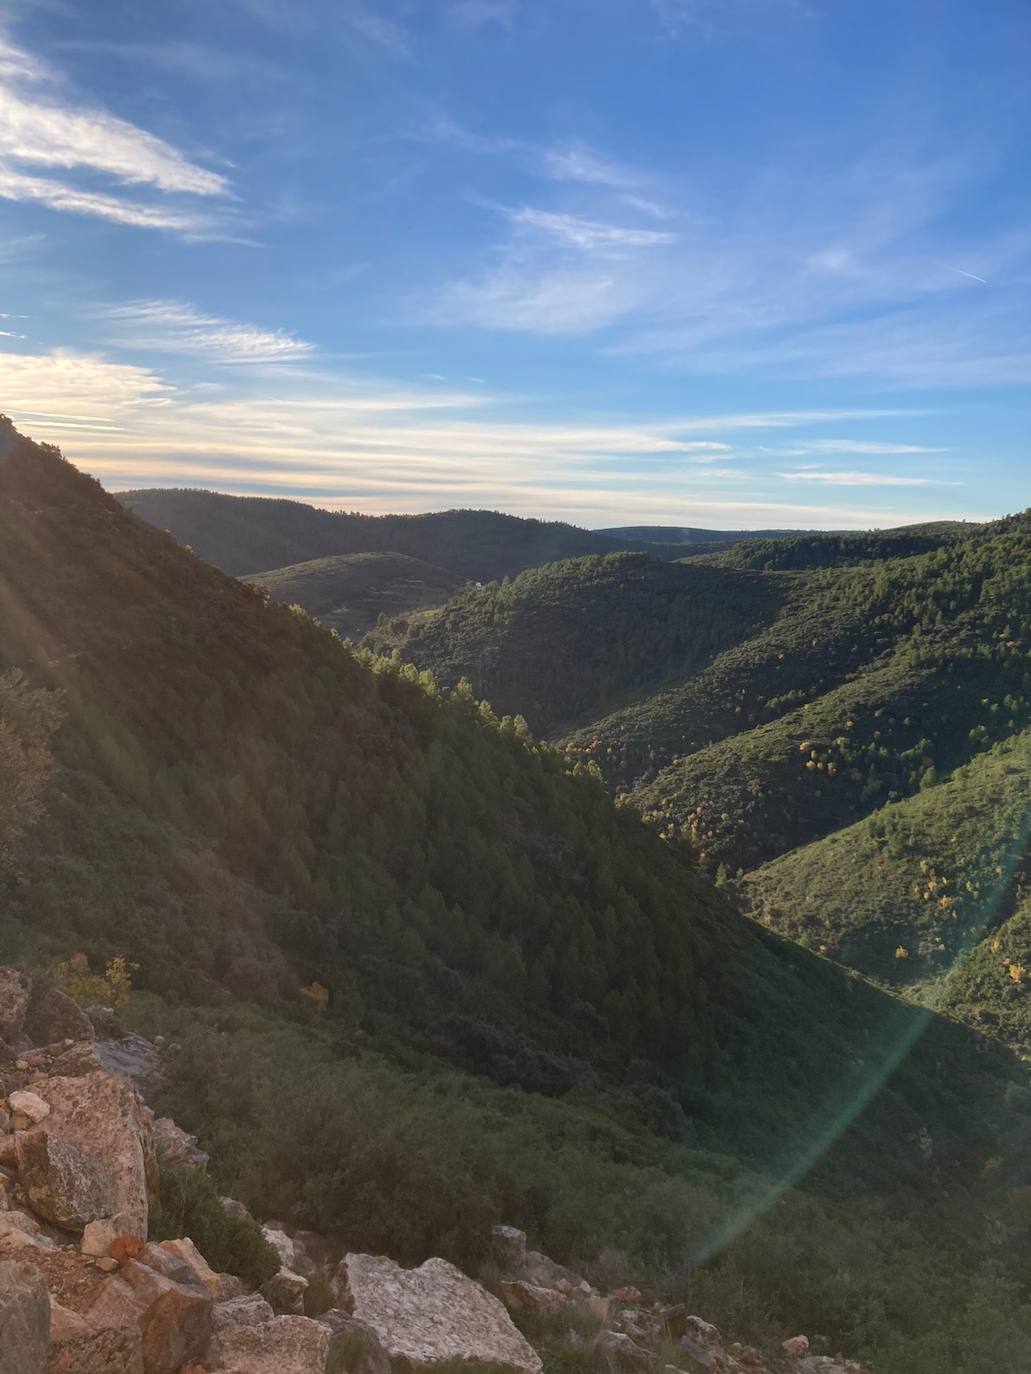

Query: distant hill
[599,524,828,544]
[116,488,688,579]
[700,523,978,571]
[244,551,462,637]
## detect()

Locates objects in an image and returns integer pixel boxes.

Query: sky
[0,0,1028,530]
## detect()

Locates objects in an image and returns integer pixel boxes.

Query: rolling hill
[6,418,1031,1366]
[244,551,462,637]
[116,487,688,579]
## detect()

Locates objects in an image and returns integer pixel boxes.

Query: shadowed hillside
[117,487,688,579]
[244,551,463,637]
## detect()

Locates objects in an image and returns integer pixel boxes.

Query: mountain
[6,420,1031,1365]
[244,551,463,637]
[698,522,979,571]
[116,488,688,579]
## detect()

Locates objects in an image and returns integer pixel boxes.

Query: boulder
[15,1132,116,1231]
[88,1259,212,1374]
[783,1335,810,1358]
[337,1252,543,1374]
[154,1238,221,1299]
[0,968,31,1044]
[31,1072,155,1238]
[47,1044,102,1079]
[262,1225,296,1268]
[219,1315,330,1374]
[81,1218,121,1258]
[491,1223,527,1271]
[217,1272,249,1301]
[9,1090,50,1126]
[48,1299,91,1346]
[521,1248,594,1295]
[263,1265,308,1314]
[595,1330,652,1372]
[221,1196,255,1225]
[317,1310,391,1374]
[152,1118,208,1170]
[93,1037,161,1103]
[25,986,94,1047]
[0,1257,49,1374]
[500,1279,568,1313]
[0,1211,56,1254]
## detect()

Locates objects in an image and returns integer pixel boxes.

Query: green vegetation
[367,553,785,734]
[742,731,1031,997]
[0,667,61,872]
[149,1161,280,1286]
[118,487,687,579]
[700,523,976,571]
[245,551,462,637]
[4,423,1031,1368]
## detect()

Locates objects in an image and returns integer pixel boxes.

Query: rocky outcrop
[152,1118,208,1170]
[25,987,95,1049]
[30,1071,155,1238]
[15,1132,116,1231]
[316,1309,391,1374]
[338,1252,543,1374]
[0,1258,49,1374]
[93,1036,162,1103]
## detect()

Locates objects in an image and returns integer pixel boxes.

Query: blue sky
[0,0,1027,528]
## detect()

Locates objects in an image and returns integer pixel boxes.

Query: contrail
[946,264,988,284]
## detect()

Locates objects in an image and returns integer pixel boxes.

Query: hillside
[742,731,1031,1002]
[599,525,829,545]
[244,552,463,637]
[700,523,978,571]
[116,488,687,579]
[367,553,787,734]
[6,420,1031,1365]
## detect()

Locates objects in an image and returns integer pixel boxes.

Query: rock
[337,1252,542,1374]
[219,1315,330,1373]
[317,1310,391,1374]
[31,1072,155,1238]
[521,1248,594,1295]
[94,1257,118,1273]
[685,1316,721,1344]
[217,1272,248,1300]
[48,1299,92,1346]
[83,1006,115,1035]
[47,1044,102,1079]
[263,1265,308,1315]
[25,986,94,1047]
[221,1196,255,1225]
[16,1132,116,1231]
[783,1335,810,1358]
[151,1118,208,1170]
[0,1165,16,1210]
[87,1259,213,1374]
[81,1218,120,1258]
[500,1279,568,1312]
[8,1091,49,1125]
[491,1223,527,1271]
[111,1235,145,1263]
[0,1105,9,1133]
[291,1227,335,1270]
[213,1293,276,1331]
[0,1137,16,1168]
[46,1324,144,1374]
[262,1225,296,1268]
[0,969,31,1044]
[612,1285,642,1304]
[0,1211,55,1253]
[0,1257,49,1374]
[93,1037,162,1103]
[595,1330,653,1372]
[154,1238,221,1299]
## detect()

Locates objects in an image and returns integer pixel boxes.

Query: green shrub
[149,1162,279,1287]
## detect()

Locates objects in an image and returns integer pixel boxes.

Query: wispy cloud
[103,300,315,365]
[777,470,955,487]
[762,439,947,455]
[504,206,676,252]
[537,141,642,191]
[449,1,517,30]
[0,30,233,237]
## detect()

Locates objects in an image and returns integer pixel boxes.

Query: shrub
[149,1162,279,1287]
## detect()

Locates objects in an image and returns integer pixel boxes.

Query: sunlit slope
[741,732,1031,994]
[244,551,462,637]
[0,417,1021,1184]
[117,487,687,579]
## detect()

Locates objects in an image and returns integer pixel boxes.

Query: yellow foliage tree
[301,981,329,1012]
[49,953,137,1009]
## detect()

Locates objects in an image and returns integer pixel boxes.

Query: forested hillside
[117,487,687,579]
[244,551,462,637]
[6,419,1031,1366]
